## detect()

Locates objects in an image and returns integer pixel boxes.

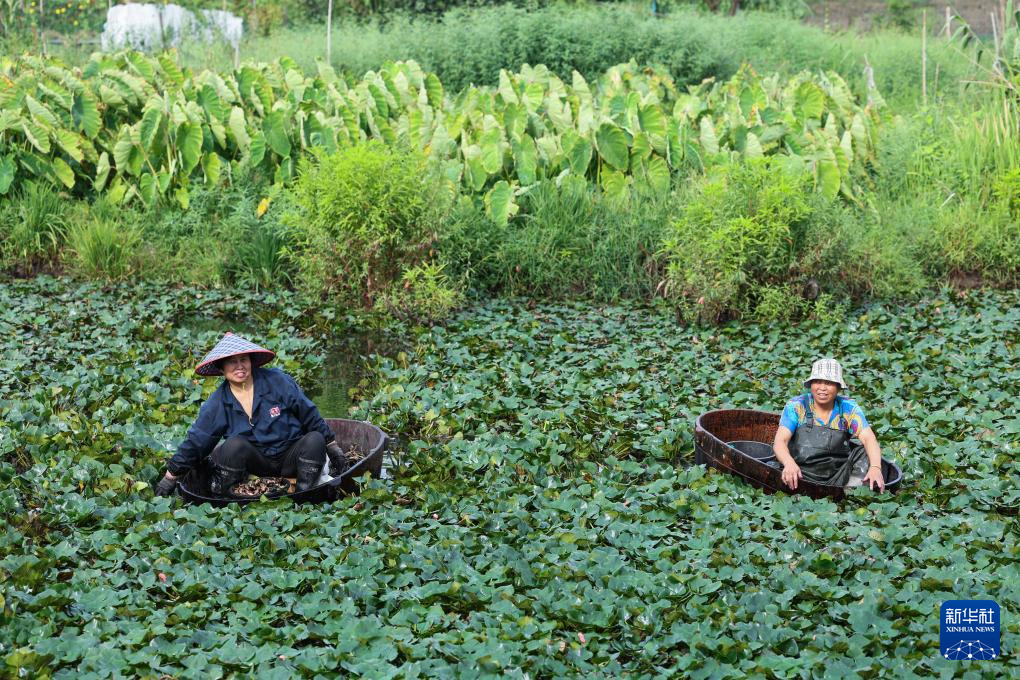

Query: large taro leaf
[479,128,504,176]
[264,110,292,158]
[512,133,538,186]
[485,180,518,225]
[636,154,670,194]
[595,123,629,172]
[177,122,204,174]
[698,117,719,155]
[71,91,101,139]
[638,104,667,154]
[93,151,111,191]
[561,131,592,176]
[0,155,14,194]
[600,167,630,202]
[794,81,825,121]
[54,129,84,163]
[229,106,251,152]
[814,153,840,200]
[157,53,185,87]
[20,118,51,154]
[424,73,444,109]
[744,131,764,159]
[51,157,75,189]
[139,105,165,153]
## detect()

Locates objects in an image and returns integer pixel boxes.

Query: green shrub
[375,261,465,323]
[0,182,68,272]
[798,196,928,300]
[285,142,450,307]
[924,197,1020,285]
[65,212,141,281]
[661,159,812,322]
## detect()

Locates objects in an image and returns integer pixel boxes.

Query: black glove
[155,474,178,497]
[326,441,349,475]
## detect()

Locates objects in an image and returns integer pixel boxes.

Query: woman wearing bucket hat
[772,358,885,492]
[154,333,348,497]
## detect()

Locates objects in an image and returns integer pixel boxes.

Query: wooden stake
[326,0,333,64]
[991,11,1001,76]
[922,9,928,107]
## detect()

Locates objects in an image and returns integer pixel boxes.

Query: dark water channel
[308,330,406,479]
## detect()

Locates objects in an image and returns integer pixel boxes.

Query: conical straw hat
[195,332,275,376]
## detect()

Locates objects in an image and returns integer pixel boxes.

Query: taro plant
[0,52,881,213]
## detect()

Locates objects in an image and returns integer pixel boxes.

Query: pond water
[307,330,406,479]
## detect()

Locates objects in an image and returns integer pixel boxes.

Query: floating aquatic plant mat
[1,279,1017,676]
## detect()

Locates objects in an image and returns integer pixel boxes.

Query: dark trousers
[210,431,327,479]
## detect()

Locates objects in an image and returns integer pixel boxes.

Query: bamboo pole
[326,0,333,64]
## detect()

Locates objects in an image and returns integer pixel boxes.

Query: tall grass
[306,5,973,110]
[443,177,674,300]
[0,181,68,270]
[31,4,974,112]
[66,216,140,280]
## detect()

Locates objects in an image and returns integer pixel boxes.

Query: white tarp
[102,3,243,52]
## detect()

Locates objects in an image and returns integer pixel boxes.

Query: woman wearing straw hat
[154,333,347,497]
[772,358,885,492]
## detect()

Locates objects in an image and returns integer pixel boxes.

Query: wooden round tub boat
[694,409,902,500]
[177,418,388,507]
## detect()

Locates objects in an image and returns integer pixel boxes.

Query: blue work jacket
[167,367,334,475]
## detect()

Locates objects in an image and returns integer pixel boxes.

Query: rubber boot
[209,463,247,496]
[296,456,325,492]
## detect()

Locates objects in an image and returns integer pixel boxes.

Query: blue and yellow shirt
[778,394,869,436]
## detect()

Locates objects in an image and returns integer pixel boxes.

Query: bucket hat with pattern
[803,358,848,390]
